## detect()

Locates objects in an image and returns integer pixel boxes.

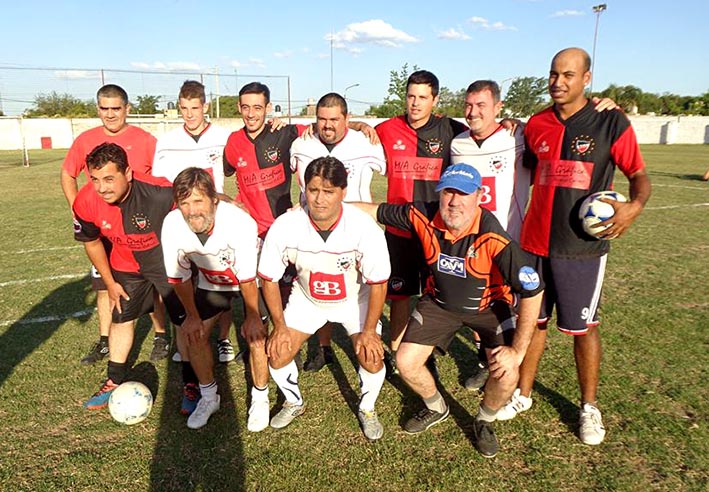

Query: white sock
[423,390,448,414]
[251,385,269,403]
[358,366,385,412]
[269,360,302,405]
[199,380,218,401]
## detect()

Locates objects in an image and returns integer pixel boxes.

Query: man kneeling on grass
[161,167,265,430]
[354,163,544,457]
[258,156,390,440]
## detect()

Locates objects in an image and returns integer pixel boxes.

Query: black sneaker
[403,406,450,434]
[150,337,170,361]
[383,351,398,380]
[426,354,439,382]
[464,362,490,391]
[472,419,499,458]
[80,339,109,365]
[304,346,334,372]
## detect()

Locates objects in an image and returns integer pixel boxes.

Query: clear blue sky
[0,0,706,115]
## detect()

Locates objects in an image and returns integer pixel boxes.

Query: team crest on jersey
[207,150,220,163]
[131,213,151,231]
[390,277,405,291]
[337,255,353,272]
[217,248,235,267]
[393,140,406,151]
[264,147,280,163]
[488,155,507,174]
[466,245,478,258]
[426,138,443,155]
[572,135,595,155]
[537,141,550,154]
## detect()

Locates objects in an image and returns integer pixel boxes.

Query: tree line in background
[19,64,709,118]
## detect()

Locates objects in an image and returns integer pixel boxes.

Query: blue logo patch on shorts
[518,266,540,291]
[437,253,466,278]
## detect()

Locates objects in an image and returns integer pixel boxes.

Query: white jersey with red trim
[162,201,259,292]
[450,125,531,240]
[258,203,390,309]
[152,123,230,192]
[290,130,386,202]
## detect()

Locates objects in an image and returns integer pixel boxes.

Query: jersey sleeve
[611,119,645,177]
[376,203,414,231]
[371,142,387,176]
[160,212,193,284]
[492,241,544,298]
[72,187,100,242]
[357,216,390,284]
[257,216,290,282]
[62,140,87,178]
[231,209,259,283]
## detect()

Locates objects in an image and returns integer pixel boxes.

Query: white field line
[645,202,709,210]
[0,308,95,327]
[651,184,708,190]
[0,273,85,287]
[10,245,82,254]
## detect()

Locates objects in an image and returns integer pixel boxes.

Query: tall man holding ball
[497,47,652,445]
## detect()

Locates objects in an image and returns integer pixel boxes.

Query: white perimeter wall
[1,115,708,150]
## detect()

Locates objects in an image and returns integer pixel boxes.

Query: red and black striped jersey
[72,173,174,275]
[377,202,543,314]
[521,103,645,258]
[223,124,307,237]
[376,115,467,238]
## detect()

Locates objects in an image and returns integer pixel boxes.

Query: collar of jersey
[307,206,343,232]
[432,208,481,243]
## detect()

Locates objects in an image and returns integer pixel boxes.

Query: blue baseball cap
[435,164,483,194]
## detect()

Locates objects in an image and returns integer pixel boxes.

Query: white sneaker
[247,399,271,432]
[172,351,182,362]
[218,339,236,363]
[579,403,606,445]
[187,395,220,429]
[270,401,306,429]
[496,388,533,421]
[358,409,384,441]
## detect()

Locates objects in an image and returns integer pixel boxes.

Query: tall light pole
[344,83,360,115]
[590,3,607,95]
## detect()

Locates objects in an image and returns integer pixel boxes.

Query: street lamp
[344,83,360,101]
[590,3,607,95]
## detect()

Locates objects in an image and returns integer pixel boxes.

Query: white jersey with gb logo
[162,201,259,292]
[258,203,390,308]
[450,125,531,241]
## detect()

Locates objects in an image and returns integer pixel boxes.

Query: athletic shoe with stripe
[84,378,119,410]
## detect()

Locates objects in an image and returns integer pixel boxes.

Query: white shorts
[283,285,382,336]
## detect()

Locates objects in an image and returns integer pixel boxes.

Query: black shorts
[195,287,270,322]
[385,231,425,299]
[533,254,606,334]
[112,270,186,326]
[403,295,516,354]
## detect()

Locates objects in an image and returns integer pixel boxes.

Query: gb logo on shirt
[309,272,347,301]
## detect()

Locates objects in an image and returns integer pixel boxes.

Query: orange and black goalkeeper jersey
[377,202,543,314]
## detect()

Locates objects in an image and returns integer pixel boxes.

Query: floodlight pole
[590,3,607,95]
[344,83,360,101]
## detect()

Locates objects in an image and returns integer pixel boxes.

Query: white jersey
[258,203,390,310]
[162,201,259,292]
[290,130,386,202]
[450,125,531,240]
[152,123,230,193]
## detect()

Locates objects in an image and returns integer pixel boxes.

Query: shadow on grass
[648,170,707,181]
[0,277,93,388]
[531,381,579,433]
[149,341,245,492]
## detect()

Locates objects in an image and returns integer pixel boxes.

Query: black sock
[99,335,109,344]
[182,362,198,385]
[154,333,167,340]
[107,361,127,384]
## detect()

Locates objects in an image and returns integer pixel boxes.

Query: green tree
[437,87,466,117]
[503,77,548,117]
[133,95,160,115]
[367,63,419,117]
[24,92,95,118]
[211,95,240,118]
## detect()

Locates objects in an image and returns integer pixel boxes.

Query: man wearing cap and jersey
[354,163,544,458]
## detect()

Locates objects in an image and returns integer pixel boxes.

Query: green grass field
[0,146,707,492]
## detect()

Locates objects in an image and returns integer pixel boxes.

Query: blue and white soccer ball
[579,190,627,239]
[108,381,153,425]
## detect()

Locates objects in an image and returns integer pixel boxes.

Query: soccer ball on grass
[108,381,153,425]
[578,190,627,239]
